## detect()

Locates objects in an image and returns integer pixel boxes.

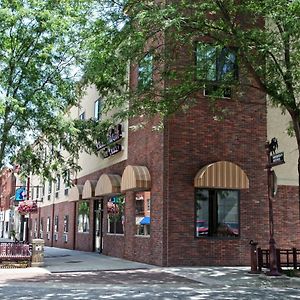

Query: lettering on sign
[270,152,285,166]
[96,124,124,158]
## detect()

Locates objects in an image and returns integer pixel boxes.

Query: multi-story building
[11,37,299,266]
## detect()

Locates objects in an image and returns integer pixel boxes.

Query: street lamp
[265,138,284,276]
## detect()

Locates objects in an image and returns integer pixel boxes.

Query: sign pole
[265,141,281,276]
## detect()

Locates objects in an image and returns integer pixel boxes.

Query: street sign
[270,152,285,167]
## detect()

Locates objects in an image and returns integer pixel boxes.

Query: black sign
[270,152,285,166]
[96,124,123,151]
[100,144,122,158]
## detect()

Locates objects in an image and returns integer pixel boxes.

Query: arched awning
[194,161,249,189]
[82,180,97,199]
[68,185,83,202]
[95,174,121,197]
[121,165,151,192]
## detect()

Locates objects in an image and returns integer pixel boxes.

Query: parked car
[196,220,208,235]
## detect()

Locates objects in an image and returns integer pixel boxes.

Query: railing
[257,247,300,271]
[0,242,32,264]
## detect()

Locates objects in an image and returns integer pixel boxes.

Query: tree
[85,0,300,194]
[0,0,106,179]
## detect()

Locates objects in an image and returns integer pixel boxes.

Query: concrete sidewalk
[43,246,153,272]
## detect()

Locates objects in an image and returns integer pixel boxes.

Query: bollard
[249,240,260,273]
[31,238,45,267]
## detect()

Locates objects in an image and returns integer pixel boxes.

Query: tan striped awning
[82,180,97,199]
[68,185,83,202]
[95,174,121,197]
[194,161,249,189]
[121,165,151,192]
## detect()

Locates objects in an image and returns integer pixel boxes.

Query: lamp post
[265,139,283,276]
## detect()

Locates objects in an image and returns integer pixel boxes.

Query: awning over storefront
[68,185,83,202]
[194,161,249,189]
[140,216,150,225]
[82,180,97,199]
[121,165,151,192]
[95,174,121,197]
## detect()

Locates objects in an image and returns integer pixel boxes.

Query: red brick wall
[164,95,271,266]
[273,185,300,248]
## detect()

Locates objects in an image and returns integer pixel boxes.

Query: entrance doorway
[93,199,103,253]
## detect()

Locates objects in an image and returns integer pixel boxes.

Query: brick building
[20,38,300,266]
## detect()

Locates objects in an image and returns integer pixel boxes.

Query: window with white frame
[94,98,102,121]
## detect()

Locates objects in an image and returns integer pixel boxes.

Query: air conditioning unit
[63,234,68,243]
[54,233,58,241]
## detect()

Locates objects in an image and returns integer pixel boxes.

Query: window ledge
[134,234,150,238]
[106,233,124,236]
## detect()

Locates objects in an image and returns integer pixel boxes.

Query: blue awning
[140,216,150,225]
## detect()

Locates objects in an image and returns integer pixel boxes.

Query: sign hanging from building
[15,187,26,201]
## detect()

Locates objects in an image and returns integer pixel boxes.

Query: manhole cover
[65,260,83,264]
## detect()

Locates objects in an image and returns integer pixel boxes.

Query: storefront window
[135,191,151,236]
[195,189,239,238]
[107,195,125,234]
[78,201,90,233]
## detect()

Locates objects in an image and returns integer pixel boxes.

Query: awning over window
[82,180,97,199]
[95,174,121,197]
[121,165,151,192]
[194,161,249,189]
[68,185,83,202]
[140,216,150,225]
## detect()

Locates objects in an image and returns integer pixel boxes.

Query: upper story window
[138,53,153,90]
[196,43,238,97]
[94,99,102,121]
[79,111,85,120]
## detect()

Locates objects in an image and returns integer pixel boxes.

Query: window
[79,111,85,120]
[64,170,71,196]
[94,99,102,121]
[34,219,38,232]
[135,191,151,236]
[195,189,239,238]
[47,217,51,232]
[54,216,59,232]
[48,181,52,194]
[40,218,44,233]
[78,201,90,233]
[196,43,237,97]
[138,53,153,90]
[55,175,60,198]
[107,195,125,234]
[64,215,69,233]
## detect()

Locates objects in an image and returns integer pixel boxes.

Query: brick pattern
[164,95,271,266]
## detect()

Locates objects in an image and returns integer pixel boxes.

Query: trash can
[31,239,45,267]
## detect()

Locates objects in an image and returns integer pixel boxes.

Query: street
[0,247,300,299]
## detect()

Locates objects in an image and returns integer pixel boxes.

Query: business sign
[15,187,26,201]
[96,124,124,159]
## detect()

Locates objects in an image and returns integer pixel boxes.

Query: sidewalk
[43,246,153,272]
